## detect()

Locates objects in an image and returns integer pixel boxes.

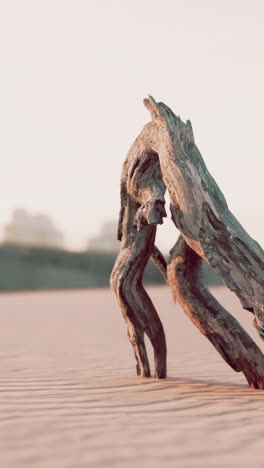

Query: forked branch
[111,97,264,388]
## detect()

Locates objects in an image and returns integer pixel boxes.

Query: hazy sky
[1,0,263,252]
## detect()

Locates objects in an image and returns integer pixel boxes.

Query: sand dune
[1,286,264,467]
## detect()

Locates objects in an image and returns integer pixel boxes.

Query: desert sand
[1,285,264,467]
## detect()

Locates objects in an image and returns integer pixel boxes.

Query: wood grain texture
[168,235,264,389]
[111,96,264,387]
[111,137,167,378]
[144,97,264,327]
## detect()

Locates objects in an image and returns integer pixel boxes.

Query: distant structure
[3,209,63,249]
[86,221,119,252]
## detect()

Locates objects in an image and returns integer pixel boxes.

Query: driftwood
[111,146,167,378]
[111,97,264,388]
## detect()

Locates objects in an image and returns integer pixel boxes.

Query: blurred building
[3,209,63,249]
[86,221,119,252]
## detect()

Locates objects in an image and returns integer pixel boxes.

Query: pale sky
[0,0,263,253]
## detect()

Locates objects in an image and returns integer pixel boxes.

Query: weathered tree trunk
[168,235,264,389]
[143,96,264,336]
[111,96,264,388]
[111,146,167,378]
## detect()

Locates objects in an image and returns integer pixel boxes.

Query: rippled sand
[1,286,264,467]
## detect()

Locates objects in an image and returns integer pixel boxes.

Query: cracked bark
[168,236,264,389]
[111,144,167,378]
[111,97,264,388]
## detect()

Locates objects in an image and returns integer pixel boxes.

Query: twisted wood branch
[111,97,264,388]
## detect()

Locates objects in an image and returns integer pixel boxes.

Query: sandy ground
[1,285,264,468]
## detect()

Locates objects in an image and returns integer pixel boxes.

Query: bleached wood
[111,96,264,388]
[111,144,167,378]
[168,235,264,389]
[143,96,264,336]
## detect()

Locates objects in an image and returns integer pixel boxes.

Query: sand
[1,285,264,468]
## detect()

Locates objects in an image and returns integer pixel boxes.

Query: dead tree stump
[111,96,264,388]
